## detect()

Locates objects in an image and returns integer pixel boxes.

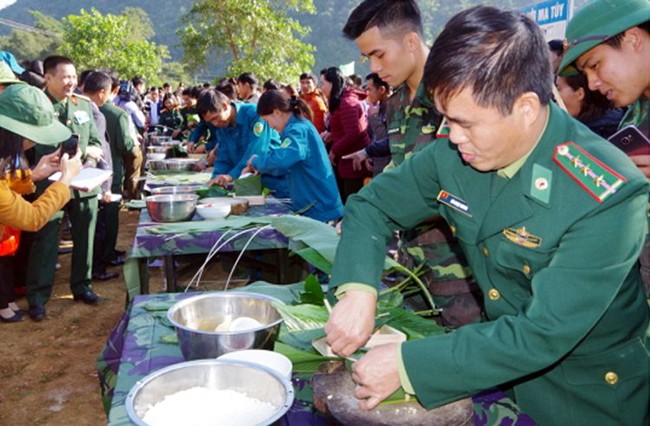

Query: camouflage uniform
[386,83,482,327]
[619,97,650,296]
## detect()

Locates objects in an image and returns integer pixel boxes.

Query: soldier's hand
[325,290,376,357]
[352,343,402,410]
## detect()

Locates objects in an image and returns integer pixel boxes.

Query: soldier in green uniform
[325,6,649,425]
[341,0,480,326]
[559,0,650,294]
[27,56,104,321]
[84,71,136,279]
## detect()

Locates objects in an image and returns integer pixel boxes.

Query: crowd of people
[0,0,648,423]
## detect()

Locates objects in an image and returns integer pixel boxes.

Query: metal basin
[166,158,198,171]
[126,359,294,426]
[150,185,205,196]
[145,194,198,222]
[167,292,283,360]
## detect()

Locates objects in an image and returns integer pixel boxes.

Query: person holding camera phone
[25,55,105,321]
[559,0,650,294]
[0,83,82,322]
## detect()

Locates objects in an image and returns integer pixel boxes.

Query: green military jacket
[35,91,103,199]
[330,103,649,425]
[384,82,442,168]
[99,102,136,192]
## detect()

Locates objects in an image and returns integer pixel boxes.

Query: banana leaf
[299,275,325,306]
[234,174,263,195]
[195,186,230,198]
[145,216,274,234]
[271,215,401,273]
[234,281,303,305]
[274,342,336,374]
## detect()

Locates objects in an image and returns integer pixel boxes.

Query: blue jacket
[211,103,288,196]
[252,115,343,222]
[189,120,218,150]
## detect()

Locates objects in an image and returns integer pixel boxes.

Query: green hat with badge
[0,83,71,146]
[559,0,650,76]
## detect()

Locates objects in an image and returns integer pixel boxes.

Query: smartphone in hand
[608,125,650,156]
[61,134,79,158]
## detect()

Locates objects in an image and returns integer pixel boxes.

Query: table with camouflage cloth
[98,292,536,425]
[122,198,293,299]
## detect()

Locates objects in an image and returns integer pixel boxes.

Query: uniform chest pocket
[495,241,554,279]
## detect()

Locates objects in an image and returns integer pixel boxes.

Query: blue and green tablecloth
[97,292,536,425]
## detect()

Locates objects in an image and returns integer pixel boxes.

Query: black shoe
[1,311,24,323]
[92,271,119,281]
[73,291,101,305]
[109,257,125,267]
[28,304,46,321]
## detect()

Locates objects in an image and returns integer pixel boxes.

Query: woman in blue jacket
[246,90,343,222]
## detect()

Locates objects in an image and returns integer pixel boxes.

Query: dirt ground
[0,210,159,425]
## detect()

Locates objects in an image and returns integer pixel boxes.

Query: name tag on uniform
[437,190,471,216]
[73,110,90,125]
[387,127,400,135]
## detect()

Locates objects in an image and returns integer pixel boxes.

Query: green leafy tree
[0,11,63,62]
[178,0,316,82]
[57,8,169,85]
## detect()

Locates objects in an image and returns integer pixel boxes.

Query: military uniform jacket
[35,92,103,199]
[385,83,442,168]
[100,102,136,191]
[330,103,649,425]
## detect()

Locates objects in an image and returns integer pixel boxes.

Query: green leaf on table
[160,334,178,344]
[234,174,263,196]
[234,281,303,305]
[145,216,274,234]
[381,307,447,340]
[299,274,325,306]
[195,186,229,199]
[272,301,329,331]
[278,327,326,352]
[274,342,335,374]
[293,247,332,274]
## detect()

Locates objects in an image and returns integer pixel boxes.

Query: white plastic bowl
[195,200,231,220]
[218,350,293,381]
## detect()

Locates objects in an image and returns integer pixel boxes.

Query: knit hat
[0,84,71,145]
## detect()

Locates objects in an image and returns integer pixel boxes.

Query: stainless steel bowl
[126,359,294,426]
[145,194,198,222]
[165,158,198,171]
[148,159,168,171]
[150,185,205,195]
[167,292,284,360]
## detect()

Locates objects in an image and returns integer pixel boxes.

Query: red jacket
[329,88,370,179]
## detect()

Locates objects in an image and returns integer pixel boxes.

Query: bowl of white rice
[126,359,294,426]
[167,292,284,360]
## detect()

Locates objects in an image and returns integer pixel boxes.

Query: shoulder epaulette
[71,93,91,102]
[553,142,626,203]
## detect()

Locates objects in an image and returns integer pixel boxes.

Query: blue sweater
[252,115,343,222]
[211,102,288,196]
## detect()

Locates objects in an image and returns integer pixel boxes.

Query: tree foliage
[178,0,316,82]
[56,8,170,85]
[0,11,63,62]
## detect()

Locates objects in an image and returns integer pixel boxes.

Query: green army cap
[559,0,650,76]
[0,61,24,85]
[0,84,71,146]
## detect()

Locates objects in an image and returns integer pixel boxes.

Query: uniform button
[482,247,490,257]
[522,264,531,275]
[488,289,500,300]
[604,371,618,385]
[450,225,457,236]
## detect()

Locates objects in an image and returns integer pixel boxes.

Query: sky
[0,0,18,11]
